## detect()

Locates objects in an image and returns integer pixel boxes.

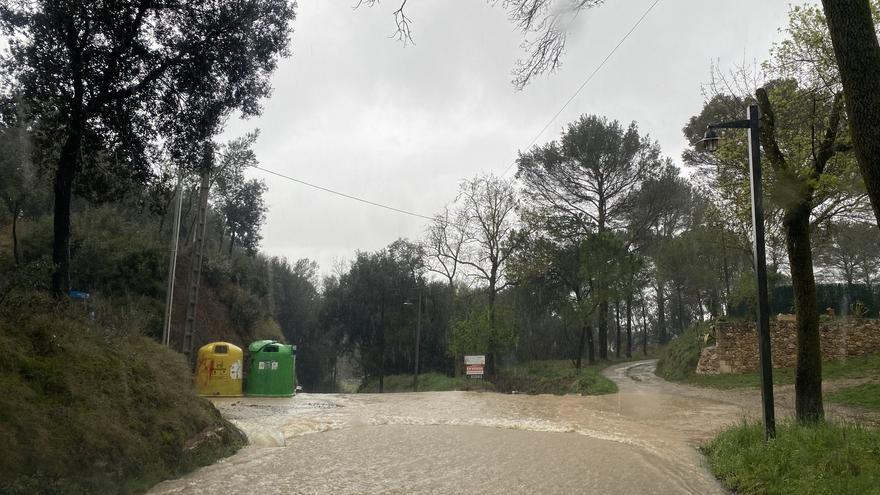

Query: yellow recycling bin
[195,342,244,397]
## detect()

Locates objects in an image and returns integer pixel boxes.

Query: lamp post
[700,104,776,440]
[404,287,423,392]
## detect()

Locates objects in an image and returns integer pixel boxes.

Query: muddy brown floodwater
[148,360,878,494]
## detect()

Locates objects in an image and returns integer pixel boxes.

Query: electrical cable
[249,164,439,222]
[501,0,663,176]
[250,0,663,223]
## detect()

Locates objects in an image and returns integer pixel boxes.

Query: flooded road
[148,360,875,494]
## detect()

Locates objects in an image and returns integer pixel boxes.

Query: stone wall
[696,318,880,374]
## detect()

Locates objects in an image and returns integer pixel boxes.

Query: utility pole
[182,146,213,363]
[404,286,424,392]
[162,175,184,347]
[413,288,422,392]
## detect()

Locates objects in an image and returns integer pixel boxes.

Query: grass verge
[827,383,880,410]
[0,301,246,494]
[703,421,880,495]
[358,372,494,393]
[494,359,618,395]
[682,352,880,389]
[357,359,622,396]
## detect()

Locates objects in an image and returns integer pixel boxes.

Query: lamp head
[700,127,720,152]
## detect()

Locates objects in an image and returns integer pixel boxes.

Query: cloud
[221,0,803,274]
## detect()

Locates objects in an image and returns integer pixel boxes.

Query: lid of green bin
[249,340,293,355]
[248,340,276,353]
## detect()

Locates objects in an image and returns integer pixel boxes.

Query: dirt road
[148,361,876,494]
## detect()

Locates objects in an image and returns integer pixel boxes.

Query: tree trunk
[182,187,195,240]
[721,227,732,315]
[575,322,587,369]
[487,286,497,377]
[641,295,649,356]
[51,133,81,296]
[447,281,456,376]
[625,294,632,358]
[785,204,824,422]
[822,0,880,228]
[676,285,685,333]
[697,294,705,322]
[375,297,386,393]
[598,301,608,359]
[11,203,19,265]
[615,300,621,358]
[656,281,667,345]
[586,324,595,365]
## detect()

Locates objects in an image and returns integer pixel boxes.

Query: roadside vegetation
[358,372,494,393]
[2,0,880,492]
[685,354,880,390]
[0,296,245,495]
[654,323,707,382]
[703,421,880,495]
[358,357,660,395]
[495,360,618,395]
[827,383,880,411]
[656,323,880,393]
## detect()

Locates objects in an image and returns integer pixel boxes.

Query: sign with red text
[464,355,485,378]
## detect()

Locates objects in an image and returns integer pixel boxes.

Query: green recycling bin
[245,340,296,397]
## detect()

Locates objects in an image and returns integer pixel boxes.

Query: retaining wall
[695,318,880,374]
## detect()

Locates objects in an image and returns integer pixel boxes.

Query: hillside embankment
[0,296,246,495]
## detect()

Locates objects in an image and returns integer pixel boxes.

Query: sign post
[464,355,485,379]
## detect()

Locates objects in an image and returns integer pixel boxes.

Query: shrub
[655,322,707,381]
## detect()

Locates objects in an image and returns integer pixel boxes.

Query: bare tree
[452,174,525,373]
[456,175,523,319]
[424,205,468,291]
[357,0,605,88]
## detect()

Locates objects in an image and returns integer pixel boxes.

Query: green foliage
[357,372,494,393]
[655,323,707,381]
[321,240,428,381]
[0,257,52,308]
[249,317,284,342]
[0,302,245,495]
[220,283,265,338]
[448,301,516,357]
[703,421,880,495]
[220,178,268,255]
[851,300,870,318]
[494,360,617,396]
[816,220,880,292]
[827,383,880,410]
[729,284,880,319]
[69,207,166,297]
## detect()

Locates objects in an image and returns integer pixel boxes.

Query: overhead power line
[501,0,663,176]
[250,0,662,224]
[249,164,439,223]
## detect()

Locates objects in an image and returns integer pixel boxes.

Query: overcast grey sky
[220,0,807,275]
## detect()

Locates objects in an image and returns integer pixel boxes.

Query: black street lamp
[701,104,776,440]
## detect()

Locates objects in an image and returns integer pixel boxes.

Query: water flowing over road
[148,360,874,494]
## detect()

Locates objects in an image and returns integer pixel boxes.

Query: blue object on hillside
[69,290,90,300]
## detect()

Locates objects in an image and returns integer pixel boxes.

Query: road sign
[464,355,485,378]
